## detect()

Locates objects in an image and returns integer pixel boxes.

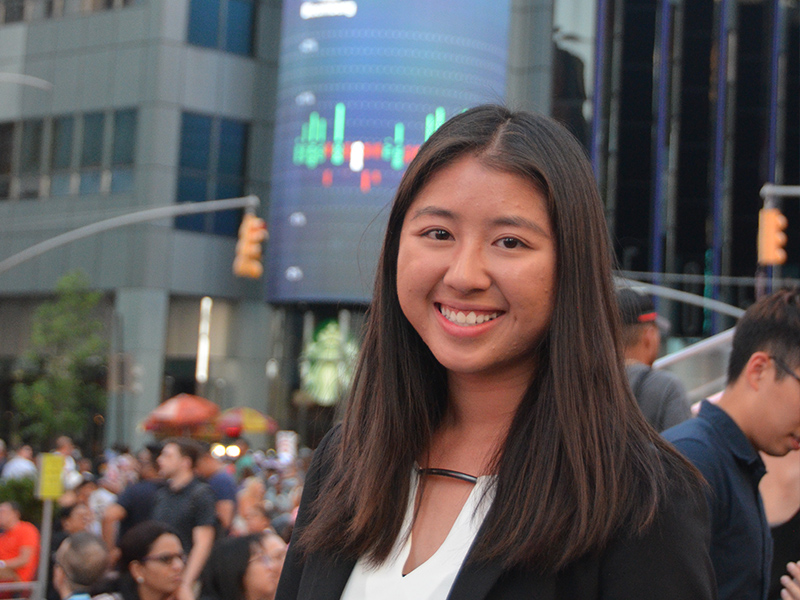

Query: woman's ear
[129,560,144,583]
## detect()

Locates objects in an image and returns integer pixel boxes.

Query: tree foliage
[11,271,107,448]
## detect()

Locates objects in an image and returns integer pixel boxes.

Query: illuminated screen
[267,0,510,303]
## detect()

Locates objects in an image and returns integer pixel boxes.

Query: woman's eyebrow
[407,206,455,221]
[491,215,551,237]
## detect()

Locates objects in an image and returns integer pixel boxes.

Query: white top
[341,471,495,600]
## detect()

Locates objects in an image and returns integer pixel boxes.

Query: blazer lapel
[298,553,357,600]
[446,557,505,600]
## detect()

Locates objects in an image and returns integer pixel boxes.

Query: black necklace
[415,467,478,485]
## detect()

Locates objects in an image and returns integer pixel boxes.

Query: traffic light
[233,213,267,278]
[757,207,788,265]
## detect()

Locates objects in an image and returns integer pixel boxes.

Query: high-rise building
[0,0,281,447]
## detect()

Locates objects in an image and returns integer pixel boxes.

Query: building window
[0,123,12,199]
[1,0,144,23]
[187,0,220,49]
[50,115,75,197]
[79,112,104,194]
[0,108,136,201]
[187,0,255,57]
[111,109,137,193]
[225,0,254,55]
[176,112,249,236]
[19,120,43,199]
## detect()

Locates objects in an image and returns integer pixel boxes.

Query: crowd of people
[0,435,304,600]
[0,106,799,600]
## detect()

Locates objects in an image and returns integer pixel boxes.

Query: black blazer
[276,429,717,600]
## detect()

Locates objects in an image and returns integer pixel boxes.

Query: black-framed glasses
[770,355,800,385]
[141,552,186,566]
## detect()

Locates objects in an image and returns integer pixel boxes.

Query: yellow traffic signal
[233,213,267,278]
[757,207,788,265]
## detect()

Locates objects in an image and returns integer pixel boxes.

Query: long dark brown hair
[299,105,697,571]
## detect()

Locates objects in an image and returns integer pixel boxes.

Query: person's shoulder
[92,593,123,600]
[662,415,712,445]
[18,521,40,541]
[187,477,214,495]
[662,417,728,484]
[645,368,686,390]
[209,469,236,485]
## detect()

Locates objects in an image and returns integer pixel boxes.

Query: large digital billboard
[267,0,511,303]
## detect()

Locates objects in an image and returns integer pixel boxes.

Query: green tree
[11,270,107,448]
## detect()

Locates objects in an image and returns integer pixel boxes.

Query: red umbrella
[216,407,278,438]
[143,394,220,431]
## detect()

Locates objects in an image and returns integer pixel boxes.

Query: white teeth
[439,306,499,326]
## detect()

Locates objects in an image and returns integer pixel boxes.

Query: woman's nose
[443,242,491,293]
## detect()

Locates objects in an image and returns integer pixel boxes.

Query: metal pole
[651,0,673,281]
[591,0,610,179]
[616,277,746,318]
[0,195,260,275]
[32,499,53,600]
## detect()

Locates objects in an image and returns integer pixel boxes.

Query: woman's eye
[497,237,524,249]
[424,229,451,241]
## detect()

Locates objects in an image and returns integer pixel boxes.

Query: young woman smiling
[275,105,715,600]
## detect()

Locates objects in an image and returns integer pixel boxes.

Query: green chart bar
[331,103,346,166]
[391,123,405,170]
[424,107,446,141]
[305,112,327,169]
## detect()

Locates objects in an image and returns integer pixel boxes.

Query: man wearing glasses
[664,289,800,600]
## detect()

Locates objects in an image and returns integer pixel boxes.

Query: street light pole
[0,195,260,275]
[0,73,53,91]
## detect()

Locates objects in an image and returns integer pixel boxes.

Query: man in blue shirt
[196,444,238,537]
[664,289,800,600]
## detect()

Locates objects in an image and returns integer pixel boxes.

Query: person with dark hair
[102,448,164,554]
[0,501,39,584]
[616,287,691,431]
[152,439,215,600]
[47,503,94,600]
[275,105,714,600]
[107,520,185,600]
[0,445,37,480]
[52,532,109,600]
[200,531,286,600]
[664,288,800,600]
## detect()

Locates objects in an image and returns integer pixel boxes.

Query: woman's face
[396,154,557,383]
[243,535,287,600]
[132,533,185,598]
[244,506,270,534]
[62,504,93,534]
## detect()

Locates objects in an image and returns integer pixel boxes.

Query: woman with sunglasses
[111,520,185,600]
[275,106,716,600]
[200,531,287,600]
